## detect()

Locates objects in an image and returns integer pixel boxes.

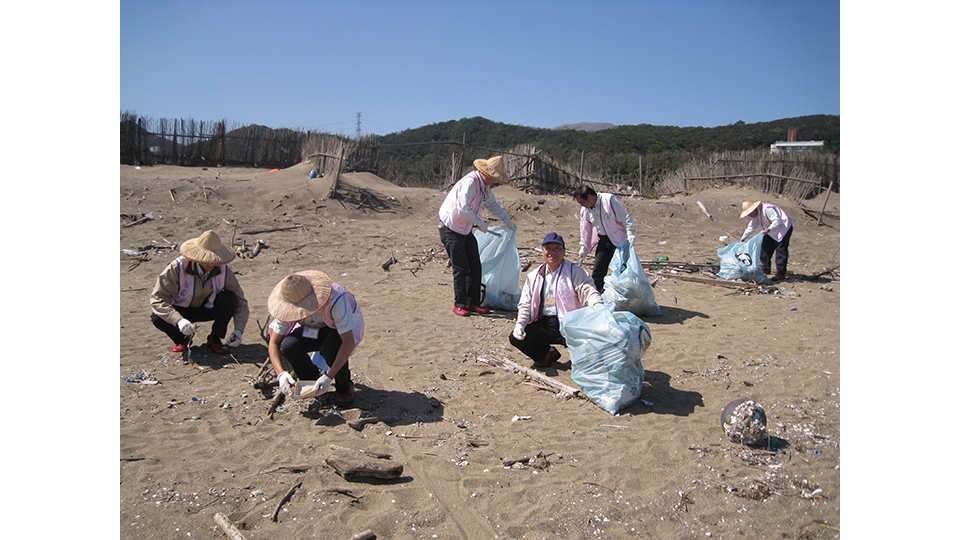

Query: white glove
[512,323,526,341]
[627,235,636,245]
[277,371,296,396]
[477,221,489,233]
[177,319,196,336]
[225,330,242,347]
[578,246,588,259]
[317,374,333,394]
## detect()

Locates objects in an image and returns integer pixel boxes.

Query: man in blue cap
[509,232,603,368]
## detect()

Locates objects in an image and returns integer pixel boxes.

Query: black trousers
[151,289,239,344]
[760,226,793,275]
[509,315,564,362]
[280,326,353,394]
[591,235,616,294]
[439,223,482,308]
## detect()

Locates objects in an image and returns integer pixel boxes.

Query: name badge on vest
[302,326,320,339]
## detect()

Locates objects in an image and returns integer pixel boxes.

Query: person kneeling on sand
[267,270,364,406]
[150,230,249,354]
[510,232,603,368]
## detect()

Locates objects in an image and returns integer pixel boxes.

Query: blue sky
[120,0,839,135]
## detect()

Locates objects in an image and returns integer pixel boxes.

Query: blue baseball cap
[541,232,565,246]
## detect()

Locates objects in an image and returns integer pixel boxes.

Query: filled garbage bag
[601,239,662,317]
[561,304,652,415]
[475,226,522,311]
[716,234,771,284]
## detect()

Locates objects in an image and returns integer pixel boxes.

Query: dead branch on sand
[476,354,581,399]
[271,481,302,522]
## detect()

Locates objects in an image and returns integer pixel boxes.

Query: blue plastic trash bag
[475,226,522,310]
[716,234,771,284]
[561,304,653,415]
[601,240,662,317]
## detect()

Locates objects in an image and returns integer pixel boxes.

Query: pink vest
[172,256,225,309]
[438,171,486,234]
[580,193,629,252]
[287,282,365,346]
[528,260,581,322]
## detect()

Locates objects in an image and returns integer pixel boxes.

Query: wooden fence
[657,150,839,203]
[120,115,313,169]
[120,115,837,202]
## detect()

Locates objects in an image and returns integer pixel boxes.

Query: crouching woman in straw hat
[267,270,364,406]
[438,155,518,317]
[150,230,249,354]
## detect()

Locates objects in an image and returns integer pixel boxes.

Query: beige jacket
[150,258,249,333]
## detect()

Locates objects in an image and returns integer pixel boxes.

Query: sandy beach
[119,163,840,539]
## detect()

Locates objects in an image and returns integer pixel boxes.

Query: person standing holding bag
[438,156,518,316]
[573,185,636,294]
[739,200,794,281]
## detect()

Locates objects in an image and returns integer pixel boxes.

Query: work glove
[627,234,636,245]
[277,371,296,396]
[225,330,242,348]
[578,246,588,259]
[317,374,333,394]
[512,323,526,341]
[506,219,518,232]
[477,220,489,233]
[177,319,196,337]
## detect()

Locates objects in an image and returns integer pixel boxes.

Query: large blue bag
[601,240,662,317]
[475,226,522,311]
[561,304,653,415]
[716,234,772,284]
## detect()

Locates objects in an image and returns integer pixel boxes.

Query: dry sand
[119,163,840,539]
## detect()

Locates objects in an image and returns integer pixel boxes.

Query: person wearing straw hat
[509,232,603,368]
[739,200,794,281]
[267,270,365,406]
[438,156,518,317]
[150,230,249,354]
[573,185,636,294]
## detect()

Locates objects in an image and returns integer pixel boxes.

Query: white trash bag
[561,304,652,415]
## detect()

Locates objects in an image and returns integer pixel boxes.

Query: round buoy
[309,169,318,179]
[721,398,767,446]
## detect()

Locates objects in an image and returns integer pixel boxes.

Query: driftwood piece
[326,445,403,481]
[214,513,248,540]
[476,355,581,399]
[122,212,154,228]
[648,271,756,289]
[696,201,713,220]
[267,392,285,418]
[240,225,302,235]
[271,481,302,522]
[348,417,384,431]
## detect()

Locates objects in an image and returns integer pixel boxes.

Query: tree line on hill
[374,115,839,189]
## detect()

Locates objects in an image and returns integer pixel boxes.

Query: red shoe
[207,336,229,354]
[171,342,188,353]
[466,305,491,314]
[453,306,470,317]
[771,274,787,282]
[533,348,562,368]
[335,384,356,406]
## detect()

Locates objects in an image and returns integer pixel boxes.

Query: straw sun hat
[739,201,762,219]
[473,156,511,184]
[180,230,236,265]
[268,270,333,322]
